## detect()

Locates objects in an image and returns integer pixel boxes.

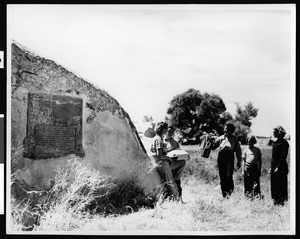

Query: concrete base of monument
[12,153,162,194]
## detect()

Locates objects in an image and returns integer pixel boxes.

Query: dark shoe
[175,180,182,197]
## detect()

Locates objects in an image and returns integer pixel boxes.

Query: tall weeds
[10,158,158,231]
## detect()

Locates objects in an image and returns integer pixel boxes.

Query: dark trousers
[271,172,288,205]
[218,150,234,198]
[244,164,261,198]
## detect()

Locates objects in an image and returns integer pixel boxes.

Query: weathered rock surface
[11,41,161,195]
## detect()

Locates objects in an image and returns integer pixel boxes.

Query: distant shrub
[181,146,219,184]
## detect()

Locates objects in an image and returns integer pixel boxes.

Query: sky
[7,4,295,137]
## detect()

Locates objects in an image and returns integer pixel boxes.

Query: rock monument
[10,42,161,197]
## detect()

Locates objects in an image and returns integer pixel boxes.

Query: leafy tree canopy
[143,115,154,123]
[166,89,259,144]
[235,102,258,127]
[167,88,226,140]
[232,102,259,143]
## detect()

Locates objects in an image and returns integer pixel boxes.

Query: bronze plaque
[35,126,76,154]
[24,93,84,159]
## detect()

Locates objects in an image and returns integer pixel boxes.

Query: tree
[235,102,258,127]
[232,102,259,144]
[167,88,203,130]
[142,115,154,123]
[198,93,226,134]
[142,115,155,129]
[167,88,226,142]
[219,111,233,124]
[167,89,258,145]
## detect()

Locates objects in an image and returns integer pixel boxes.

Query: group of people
[150,123,186,200]
[150,122,290,206]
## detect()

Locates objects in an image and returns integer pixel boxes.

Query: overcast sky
[7,4,295,137]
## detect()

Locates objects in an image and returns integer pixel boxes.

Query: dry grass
[9,145,291,233]
[10,158,157,231]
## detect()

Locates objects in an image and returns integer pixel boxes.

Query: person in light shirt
[150,122,186,200]
[211,123,242,198]
[164,126,186,197]
[241,135,262,199]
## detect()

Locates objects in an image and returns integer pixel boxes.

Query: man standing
[211,123,242,198]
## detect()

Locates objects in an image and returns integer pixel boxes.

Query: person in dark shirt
[269,125,289,205]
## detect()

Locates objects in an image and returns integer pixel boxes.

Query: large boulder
[10,41,161,194]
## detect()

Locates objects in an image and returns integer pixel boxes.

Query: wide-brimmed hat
[144,127,156,138]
